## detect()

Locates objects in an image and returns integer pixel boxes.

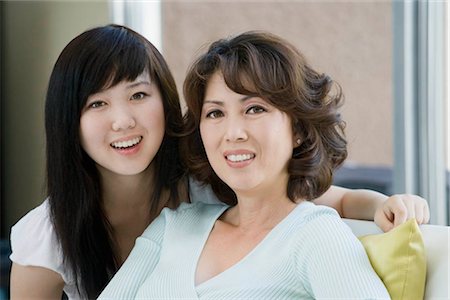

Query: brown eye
[131,92,147,100]
[246,105,266,114]
[88,101,106,109]
[206,110,224,119]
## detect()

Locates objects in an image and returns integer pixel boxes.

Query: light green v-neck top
[99,201,389,299]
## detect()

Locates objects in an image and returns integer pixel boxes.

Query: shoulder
[161,201,227,220]
[289,202,366,269]
[9,199,72,284]
[10,199,54,249]
[11,199,51,230]
[289,203,389,298]
[289,201,357,249]
[188,176,223,205]
[141,202,227,240]
[291,201,342,226]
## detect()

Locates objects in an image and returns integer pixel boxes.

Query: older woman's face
[199,71,295,196]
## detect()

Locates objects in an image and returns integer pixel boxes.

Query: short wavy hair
[182,31,347,205]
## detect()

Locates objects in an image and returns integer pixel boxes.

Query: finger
[393,208,407,227]
[423,202,431,223]
[375,212,393,232]
[403,196,416,220]
[382,204,395,222]
[415,201,424,224]
[390,196,407,227]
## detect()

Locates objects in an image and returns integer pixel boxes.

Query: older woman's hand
[374,194,430,232]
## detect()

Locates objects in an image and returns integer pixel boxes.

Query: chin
[226,181,258,193]
[114,164,151,176]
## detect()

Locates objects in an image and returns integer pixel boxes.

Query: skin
[200,73,295,197]
[194,72,430,284]
[11,73,167,299]
[315,186,430,232]
[10,265,64,300]
[80,72,166,262]
[10,73,430,299]
[80,72,165,178]
[79,72,167,261]
[196,72,299,284]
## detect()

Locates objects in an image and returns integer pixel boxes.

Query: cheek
[267,119,295,152]
[141,102,166,135]
[199,124,208,148]
[200,123,216,156]
[79,115,100,150]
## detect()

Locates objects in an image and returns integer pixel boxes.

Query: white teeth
[226,154,254,162]
[111,137,142,149]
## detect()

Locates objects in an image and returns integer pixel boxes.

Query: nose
[224,117,248,142]
[111,107,136,131]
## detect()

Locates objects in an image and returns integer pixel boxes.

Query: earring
[296,138,301,145]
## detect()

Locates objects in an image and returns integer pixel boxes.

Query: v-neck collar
[193,202,309,292]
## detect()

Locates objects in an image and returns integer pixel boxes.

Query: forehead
[204,72,270,107]
[205,68,260,94]
[205,72,227,93]
[88,72,155,100]
[202,71,292,120]
[135,72,151,81]
[204,72,248,100]
[100,70,152,92]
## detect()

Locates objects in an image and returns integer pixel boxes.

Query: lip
[223,149,256,168]
[110,135,143,145]
[110,135,143,156]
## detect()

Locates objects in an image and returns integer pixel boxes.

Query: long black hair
[45,24,184,298]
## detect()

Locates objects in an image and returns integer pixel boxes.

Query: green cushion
[359,219,427,300]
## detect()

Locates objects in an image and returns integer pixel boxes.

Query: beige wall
[162,1,393,167]
[1,1,109,237]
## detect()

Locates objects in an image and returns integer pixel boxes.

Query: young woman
[10,25,427,299]
[98,31,397,298]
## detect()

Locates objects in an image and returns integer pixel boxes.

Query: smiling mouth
[226,154,255,162]
[110,136,143,149]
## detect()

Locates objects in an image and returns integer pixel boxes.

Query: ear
[293,135,301,148]
[292,134,301,158]
[292,122,302,148]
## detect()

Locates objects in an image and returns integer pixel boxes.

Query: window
[393,0,449,225]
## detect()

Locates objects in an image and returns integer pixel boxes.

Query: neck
[100,164,157,228]
[223,187,298,232]
[99,164,171,264]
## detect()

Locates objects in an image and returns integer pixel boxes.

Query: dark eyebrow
[126,81,151,89]
[203,95,254,105]
[240,95,254,102]
[203,100,223,106]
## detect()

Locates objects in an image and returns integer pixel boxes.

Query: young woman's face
[79,73,165,177]
[200,72,296,195]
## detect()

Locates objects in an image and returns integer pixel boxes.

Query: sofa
[344,219,449,299]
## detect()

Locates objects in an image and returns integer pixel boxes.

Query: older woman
[99,31,390,299]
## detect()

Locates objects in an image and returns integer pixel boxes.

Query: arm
[313,185,430,231]
[10,263,64,300]
[313,185,386,219]
[9,201,71,299]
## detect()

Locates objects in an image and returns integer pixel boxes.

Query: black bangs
[72,25,152,107]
